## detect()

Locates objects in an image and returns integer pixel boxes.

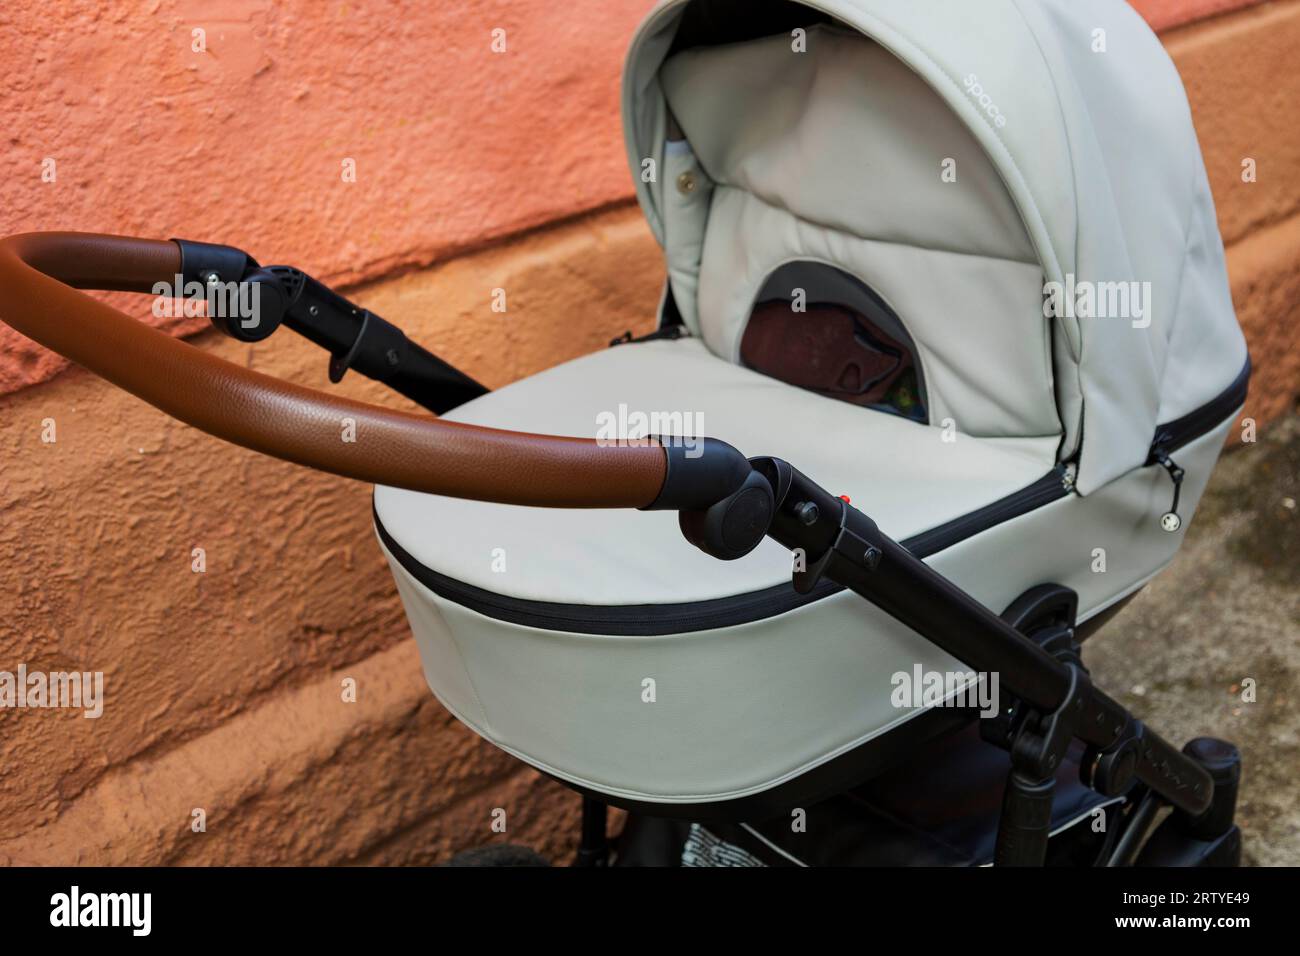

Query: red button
[839,495,851,504]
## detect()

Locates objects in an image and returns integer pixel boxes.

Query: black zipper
[374,466,1071,636]
[901,466,1072,557]
[376,357,1249,635]
[1146,357,1250,460]
[1145,356,1250,533]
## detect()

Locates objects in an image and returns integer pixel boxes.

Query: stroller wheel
[444,844,551,867]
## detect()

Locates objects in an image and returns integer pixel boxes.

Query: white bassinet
[374,0,1248,808]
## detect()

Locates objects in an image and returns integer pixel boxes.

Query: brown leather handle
[0,232,668,508]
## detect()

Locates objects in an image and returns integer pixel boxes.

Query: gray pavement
[1086,411,1299,865]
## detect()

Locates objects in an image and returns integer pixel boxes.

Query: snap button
[676,171,698,195]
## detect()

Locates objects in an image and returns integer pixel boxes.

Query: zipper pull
[1060,463,1077,493]
[1153,447,1185,532]
[609,325,688,348]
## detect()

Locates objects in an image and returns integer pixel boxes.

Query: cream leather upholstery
[376,337,1058,606]
[374,337,1234,799]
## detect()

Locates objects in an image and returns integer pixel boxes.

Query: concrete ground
[1086,409,1299,866]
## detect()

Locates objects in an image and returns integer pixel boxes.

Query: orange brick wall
[0,0,648,394]
[1,1,1297,865]
[1133,0,1265,29]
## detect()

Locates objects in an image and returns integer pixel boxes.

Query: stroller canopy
[622,0,1246,493]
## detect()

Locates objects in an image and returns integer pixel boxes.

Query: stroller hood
[622,0,1247,494]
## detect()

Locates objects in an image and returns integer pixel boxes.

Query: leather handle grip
[0,232,668,508]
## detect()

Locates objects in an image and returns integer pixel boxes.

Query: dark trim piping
[374,355,1250,637]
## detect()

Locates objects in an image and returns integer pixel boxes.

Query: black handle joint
[171,238,256,286]
[646,438,771,561]
[642,437,754,512]
[170,239,287,343]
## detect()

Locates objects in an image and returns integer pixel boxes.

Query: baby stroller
[0,0,1250,867]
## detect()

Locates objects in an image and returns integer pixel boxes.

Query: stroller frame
[564,448,1244,867]
[0,234,1245,868]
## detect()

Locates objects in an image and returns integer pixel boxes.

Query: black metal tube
[282,272,487,415]
[573,797,609,867]
[382,337,489,414]
[994,771,1056,866]
[765,466,1071,712]
[1108,790,1161,866]
[849,529,1073,712]
[760,462,1213,818]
